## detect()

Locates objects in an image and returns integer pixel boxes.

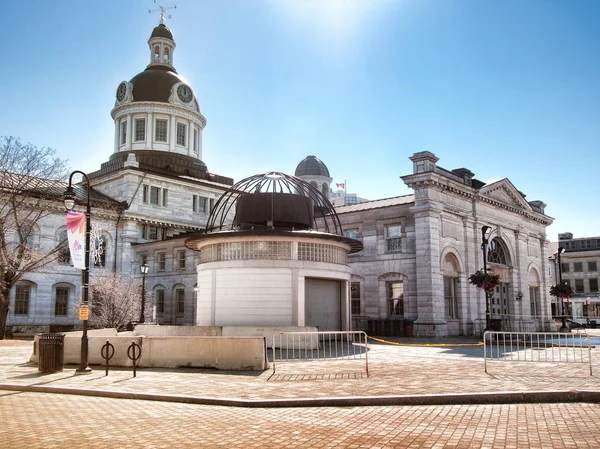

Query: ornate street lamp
[481,225,492,331]
[64,170,92,374]
[140,263,149,323]
[556,246,569,332]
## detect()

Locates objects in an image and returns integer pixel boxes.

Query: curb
[1,384,600,408]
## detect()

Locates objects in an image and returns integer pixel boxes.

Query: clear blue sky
[1,0,599,241]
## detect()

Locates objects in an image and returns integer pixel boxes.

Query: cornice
[111,102,207,128]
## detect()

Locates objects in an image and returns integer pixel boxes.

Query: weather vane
[149,1,177,25]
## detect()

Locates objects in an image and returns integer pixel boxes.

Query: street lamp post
[556,246,569,332]
[140,263,149,323]
[481,225,492,331]
[64,170,92,374]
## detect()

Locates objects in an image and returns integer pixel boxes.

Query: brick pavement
[1,335,600,406]
[2,391,600,448]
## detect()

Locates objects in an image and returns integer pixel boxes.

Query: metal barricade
[272,331,369,376]
[484,331,593,375]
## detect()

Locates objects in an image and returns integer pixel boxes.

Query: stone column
[411,202,447,337]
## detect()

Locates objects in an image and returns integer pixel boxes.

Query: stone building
[300,152,555,337]
[6,18,555,338]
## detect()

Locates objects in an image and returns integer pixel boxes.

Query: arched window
[58,230,70,264]
[321,183,328,197]
[310,181,318,190]
[487,238,509,266]
[154,45,160,62]
[442,253,460,318]
[93,235,107,267]
[163,46,170,64]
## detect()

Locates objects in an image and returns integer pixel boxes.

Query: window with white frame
[14,284,31,315]
[387,281,404,317]
[150,187,160,205]
[351,282,361,315]
[120,120,127,145]
[176,122,187,146]
[156,289,165,314]
[385,224,402,251]
[135,118,146,141]
[176,288,185,314]
[177,250,186,269]
[193,195,208,213]
[193,128,199,154]
[444,276,458,318]
[157,252,166,271]
[141,225,160,241]
[55,286,69,316]
[162,189,168,207]
[155,119,168,142]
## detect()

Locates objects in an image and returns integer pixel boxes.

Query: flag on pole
[336,183,345,189]
[66,211,86,270]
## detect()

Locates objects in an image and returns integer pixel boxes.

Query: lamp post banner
[66,211,86,270]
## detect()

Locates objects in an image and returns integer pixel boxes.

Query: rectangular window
[140,254,148,265]
[590,278,599,292]
[385,224,402,251]
[345,229,360,240]
[589,261,597,272]
[135,118,146,141]
[120,120,127,145]
[157,252,166,271]
[195,196,207,213]
[350,282,361,315]
[444,276,458,318]
[162,189,168,207]
[55,287,69,316]
[176,288,185,314]
[192,195,198,212]
[209,198,215,213]
[574,262,583,272]
[387,281,404,317]
[177,250,186,270]
[156,289,165,314]
[148,226,158,240]
[193,128,199,154]
[150,187,160,205]
[155,119,168,142]
[176,122,187,146]
[575,279,585,293]
[142,185,148,203]
[561,263,570,273]
[15,284,30,315]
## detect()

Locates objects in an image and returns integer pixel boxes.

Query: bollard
[100,340,115,376]
[127,340,142,377]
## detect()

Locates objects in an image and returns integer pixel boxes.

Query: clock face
[177,84,193,103]
[116,82,127,102]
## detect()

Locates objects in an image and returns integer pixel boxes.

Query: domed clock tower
[110,17,207,171]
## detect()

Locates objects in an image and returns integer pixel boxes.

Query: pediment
[479,179,532,211]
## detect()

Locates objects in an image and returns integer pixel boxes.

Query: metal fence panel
[272,331,369,376]
[483,331,593,376]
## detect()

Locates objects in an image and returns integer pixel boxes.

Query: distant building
[550,233,600,324]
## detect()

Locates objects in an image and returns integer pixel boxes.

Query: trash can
[38,333,65,373]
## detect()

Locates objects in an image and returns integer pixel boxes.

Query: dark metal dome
[150,24,174,40]
[207,172,342,235]
[295,156,330,177]
[129,67,184,103]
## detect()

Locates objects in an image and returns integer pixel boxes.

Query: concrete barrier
[134,325,221,337]
[31,332,269,371]
[139,336,268,370]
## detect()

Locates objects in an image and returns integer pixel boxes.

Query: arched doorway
[487,238,512,328]
[442,252,461,335]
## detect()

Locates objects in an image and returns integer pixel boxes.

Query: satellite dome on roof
[295,156,330,177]
[151,23,173,40]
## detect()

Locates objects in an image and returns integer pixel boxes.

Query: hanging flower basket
[550,283,573,301]
[469,270,500,293]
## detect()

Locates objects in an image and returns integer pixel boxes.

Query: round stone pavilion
[185,172,362,331]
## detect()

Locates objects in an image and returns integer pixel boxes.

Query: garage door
[305,278,341,331]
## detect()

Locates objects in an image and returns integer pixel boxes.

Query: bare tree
[89,272,153,331]
[0,136,70,339]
